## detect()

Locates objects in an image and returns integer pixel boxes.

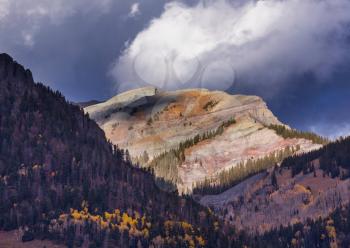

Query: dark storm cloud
[0,0,350,138]
[232,68,350,139]
[0,0,173,100]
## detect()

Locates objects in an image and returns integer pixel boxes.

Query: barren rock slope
[85,87,321,192]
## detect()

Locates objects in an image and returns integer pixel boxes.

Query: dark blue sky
[0,0,349,138]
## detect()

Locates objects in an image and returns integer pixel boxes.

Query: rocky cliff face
[85,87,321,192]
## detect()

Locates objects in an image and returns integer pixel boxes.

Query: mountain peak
[109,85,159,103]
[0,53,13,63]
[0,53,33,83]
[85,87,321,192]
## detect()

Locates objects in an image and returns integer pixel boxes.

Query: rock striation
[85,87,322,192]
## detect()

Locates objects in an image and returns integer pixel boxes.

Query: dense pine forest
[1,53,350,247]
[0,54,232,247]
[281,136,350,179]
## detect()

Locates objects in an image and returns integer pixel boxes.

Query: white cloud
[112,0,350,92]
[129,3,140,18]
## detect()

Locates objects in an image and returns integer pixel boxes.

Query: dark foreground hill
[0,53,231,247]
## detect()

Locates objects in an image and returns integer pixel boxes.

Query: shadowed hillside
[0,53,229,247]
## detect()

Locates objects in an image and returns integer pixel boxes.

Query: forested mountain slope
[1,53,349,248]
[0,53,229,247]
[199,136,350,242]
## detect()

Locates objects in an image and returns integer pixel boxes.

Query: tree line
[147,117,237,185]
[267,124,329,145]
[193,146,298,195]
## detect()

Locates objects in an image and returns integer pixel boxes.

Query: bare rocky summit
[85,87,322,192]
